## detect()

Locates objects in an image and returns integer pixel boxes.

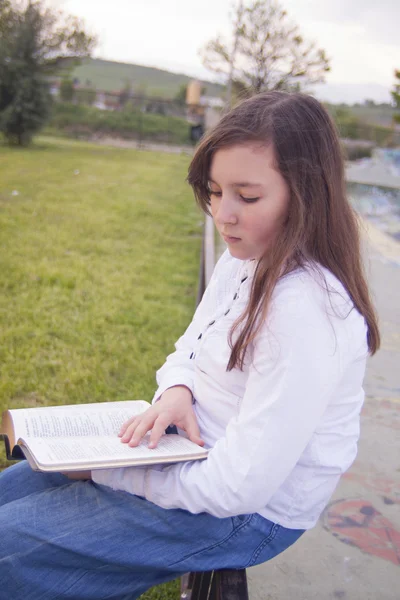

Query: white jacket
[93,250,368,529]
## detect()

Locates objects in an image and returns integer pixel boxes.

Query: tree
[392,70,400,125]
[0,0,96,145]
[200,0,330,106]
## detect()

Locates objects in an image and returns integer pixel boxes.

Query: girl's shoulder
[272,262,367,347]
[276,262,353,312]
[265,263,368,361]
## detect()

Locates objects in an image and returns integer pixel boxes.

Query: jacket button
[233,293,238,300]
[208,320,215,326]
[190,352,194,359]
[224,309,230,315]
[197,333,202,339]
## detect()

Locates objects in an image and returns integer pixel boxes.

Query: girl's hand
[119,386,204,449]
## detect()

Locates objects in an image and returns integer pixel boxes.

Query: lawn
[0,136,203,598]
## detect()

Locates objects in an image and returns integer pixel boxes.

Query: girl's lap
[0,462,303,599]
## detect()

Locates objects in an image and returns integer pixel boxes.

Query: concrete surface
[346,159,400,190]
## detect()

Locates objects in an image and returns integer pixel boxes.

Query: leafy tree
[0,71,51,145]
[0,0,96,145]
[200,0,330,104]
[392,70,400,125]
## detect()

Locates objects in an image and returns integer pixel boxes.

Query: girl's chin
[226,246,254,260]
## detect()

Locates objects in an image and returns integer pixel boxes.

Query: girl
[0,92,379,599]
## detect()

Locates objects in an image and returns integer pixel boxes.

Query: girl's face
[209,143,290,261]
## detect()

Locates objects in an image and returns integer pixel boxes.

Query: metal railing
[196,215,216,306]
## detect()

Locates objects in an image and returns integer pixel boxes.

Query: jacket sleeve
[93,284,359,517]
[150,250,229,403]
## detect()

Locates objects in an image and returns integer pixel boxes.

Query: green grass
[0,135,203,447]
[0,135,203,598]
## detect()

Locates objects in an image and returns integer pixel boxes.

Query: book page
[19,434,208,470]
[9,401,149,441]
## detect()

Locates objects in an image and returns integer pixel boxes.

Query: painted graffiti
[342,471,400,504]
[322,498,400,566]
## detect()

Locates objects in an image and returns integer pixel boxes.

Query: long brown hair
[188,91,380,370]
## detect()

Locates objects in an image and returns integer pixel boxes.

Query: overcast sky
[52,0,399,102]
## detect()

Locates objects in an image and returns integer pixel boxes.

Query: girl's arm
[93,281,367,518]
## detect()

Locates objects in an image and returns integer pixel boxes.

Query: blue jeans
[0,462,305,599]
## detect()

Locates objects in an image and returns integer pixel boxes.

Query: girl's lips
[222,234,241,243]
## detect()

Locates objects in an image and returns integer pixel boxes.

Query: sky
[51,0,400,103]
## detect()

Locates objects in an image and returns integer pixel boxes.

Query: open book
[0,400,208,472]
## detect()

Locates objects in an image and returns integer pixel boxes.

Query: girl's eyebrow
[209,178,263,187]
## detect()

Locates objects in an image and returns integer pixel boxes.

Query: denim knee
[0,502,19,562]
[0,461,69,507]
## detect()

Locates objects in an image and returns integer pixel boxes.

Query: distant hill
[69,59,396,129]
[70,58,225,99]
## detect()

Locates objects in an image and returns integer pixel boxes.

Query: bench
[181,570,249,600]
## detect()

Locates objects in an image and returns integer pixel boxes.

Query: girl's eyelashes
[240,195,260,203]
[208,189,260,203]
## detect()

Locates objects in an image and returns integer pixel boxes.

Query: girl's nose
[215,194,238,226]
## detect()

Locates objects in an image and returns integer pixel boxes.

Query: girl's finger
[119,415,139,436]
[184,413,205,446]
[127,414,158,446]
[120,405,157,438]
[148,415,173,449]
[120,419,141,442]
[120,413,154,442]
